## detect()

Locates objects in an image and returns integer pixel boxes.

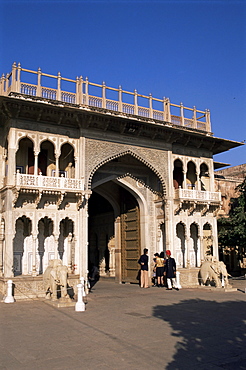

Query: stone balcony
[14,172,87,208]
[174,187,221,215]
[15,172,84,191]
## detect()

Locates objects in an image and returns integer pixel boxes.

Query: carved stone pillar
[34,151,39,176]
[32,234,38,276]
[67,232,73,273]
[55,154,59,177]
[0,219,4,276]
[114,216,122,283]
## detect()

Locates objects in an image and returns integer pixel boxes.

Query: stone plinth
[0,274,80,301]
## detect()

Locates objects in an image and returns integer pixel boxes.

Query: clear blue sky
[0,0,245,168]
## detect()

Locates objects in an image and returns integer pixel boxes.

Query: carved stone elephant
[199,259,222,287]
[43,259,68,300]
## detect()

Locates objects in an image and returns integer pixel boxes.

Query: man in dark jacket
[164,250,179,290]
[138,248,149,288]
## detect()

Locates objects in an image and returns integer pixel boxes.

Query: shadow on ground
[153,299,246,369]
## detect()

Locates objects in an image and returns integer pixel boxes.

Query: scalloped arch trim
[88,149,166,195]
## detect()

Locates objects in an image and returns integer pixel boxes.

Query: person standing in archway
[138,248,149,288]
[164,250,179,290]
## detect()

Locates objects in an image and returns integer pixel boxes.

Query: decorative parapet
[174,188,221,203]
[174,187,221,215]
[15,172,84,192]
[0,62,211,133]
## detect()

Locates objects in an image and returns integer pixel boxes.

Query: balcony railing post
[85,77,89,105]
[0,74,4,95]
[206,109,211,132]
[180,103,184,126]
[76,76,83,105]
[5,74,10,93]
[11,62,17,92]
[149,94,153,118]
[102,81,106,108]
[37,68,42,97]
[164,98,171,122]
[134,89,138,115]
[57,72,61,101]
[16,63,21,93]
[118,85,122,112]
[193,106,197,129]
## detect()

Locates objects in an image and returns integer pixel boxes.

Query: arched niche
[200,163,210,191]
[38,217,54,273]
[16,137,34,174]
[173,159,184,189]
[203,223,213,257]
[176,222,186,268]
[190,223,199,267]
[13,216,32,276]
[59,143,75,178]
[58,217,74,267]
[38,140,55,176]
[186,161,197,189]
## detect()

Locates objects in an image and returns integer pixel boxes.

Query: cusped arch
[16,134,35,151]
[176,221,187,239]
[38,137,56,151]
[88,149,166,195]
[59,139,77,156]
[190,221,200,237]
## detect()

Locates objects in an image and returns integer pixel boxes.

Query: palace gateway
[0,63,242,298]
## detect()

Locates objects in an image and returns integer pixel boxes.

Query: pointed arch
[88,149,166,196]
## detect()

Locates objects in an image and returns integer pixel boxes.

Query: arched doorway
[89,153,164,283]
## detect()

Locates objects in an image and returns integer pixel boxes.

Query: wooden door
[121,206,140,283]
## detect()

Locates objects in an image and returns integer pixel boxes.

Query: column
[164,199,172,252]
[114,216,122,283]
[4,189,14,277]
[57,72,61,101]
[7,129,16,186]
[32,234,38,276]
[164,98,171,122]
[37,68,42,97]
[11,62,17,92]
[102,81,106,108]
[193,106,197,129]
[180,103,184,126]
[0,219,4,277]
[85,77,89,105]
[118,86,122,112]
[55,153,59,177]
[134,89,138,115]
[34,151,39,176]
[17,63,21,93]
[67,232,73,273]
[149,93,153,118]
[205,109,211,132]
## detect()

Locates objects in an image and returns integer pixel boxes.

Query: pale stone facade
[0,63,243,297]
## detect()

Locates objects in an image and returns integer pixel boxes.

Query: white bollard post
[176,271,182,289]
[80,276,87,297]
[4,280,15,303]
[221,275,225,288]
[75,282,85,312]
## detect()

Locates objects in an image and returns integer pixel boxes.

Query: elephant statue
[199,257,230,288]
[43,259,68,300]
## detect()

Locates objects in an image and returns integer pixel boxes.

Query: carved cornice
[0,94,243,155]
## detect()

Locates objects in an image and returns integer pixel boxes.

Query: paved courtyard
[0,277,246,370]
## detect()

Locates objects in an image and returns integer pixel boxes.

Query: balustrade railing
[0,62,211,132]
[174,188,221,202]
[15,172,84,191]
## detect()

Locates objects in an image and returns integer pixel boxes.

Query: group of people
[138,248,179,290]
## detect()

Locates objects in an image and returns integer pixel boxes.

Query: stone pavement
[0,278,246,370]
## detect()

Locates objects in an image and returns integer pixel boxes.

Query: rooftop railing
[0,62,211,132]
